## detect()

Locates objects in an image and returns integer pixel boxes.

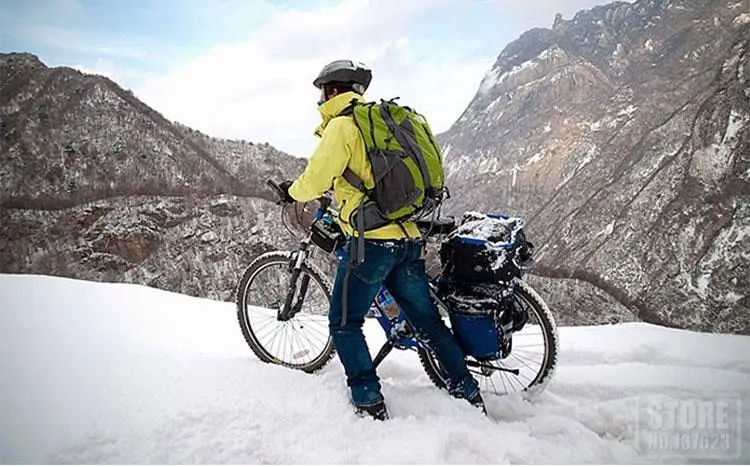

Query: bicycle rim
[239,257,332,369]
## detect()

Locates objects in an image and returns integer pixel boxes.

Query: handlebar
[266,180,286,205]
[267,179,336,218]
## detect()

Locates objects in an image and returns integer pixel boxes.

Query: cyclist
[277,60,485,420]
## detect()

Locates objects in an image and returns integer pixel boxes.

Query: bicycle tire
[236,251,335,373]
[418,278,559,397]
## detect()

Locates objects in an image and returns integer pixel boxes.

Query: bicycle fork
[278,249,312,321]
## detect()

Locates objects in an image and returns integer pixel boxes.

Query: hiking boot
[467,391,487,415]
[354,400,390,421]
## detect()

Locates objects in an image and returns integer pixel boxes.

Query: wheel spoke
[270,323,287,360]
[510,368,534,384]
[238,258,333,370]
[251,320,278,343]
[288,324,307,362]
[498,369,510,395]
[290,321,325,363]
[290,326,315,362]
[512,348,545,357]
[508,353,539,373]
[251,316,282,339]
[297,321,328,342]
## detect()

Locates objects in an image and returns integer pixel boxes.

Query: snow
[478,67,502,95]
[597,221,616,238]
[725,110,747,143]
[200,230,218,243]
[618,105,638,117]
[723,51,742,76]
[503,58,537,80]
[1,274,750,464]
[537,46,566,62]
[478,55,542,95]
[690,110,748,184]
[723,290,745,305]
[451,211,523,245]
[612,43,627,59]
[569,144,599,178]
[695,272,712,296]
[442,143,452,160]
[688,207,750,299]
[733,14,750,25]
[526,152,546,166]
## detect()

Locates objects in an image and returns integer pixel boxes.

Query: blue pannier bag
[438,280,513,359]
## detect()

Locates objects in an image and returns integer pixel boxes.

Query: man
[279,59,484,420]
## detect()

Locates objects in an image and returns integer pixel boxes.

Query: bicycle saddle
[416,217,456,235]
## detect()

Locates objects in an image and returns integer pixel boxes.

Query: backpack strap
[355,198,366,264]
[337,97,362,117]
[340,239,355,326]
[339,98,373,196]
[342,168,367,192]
[378,104,434,195]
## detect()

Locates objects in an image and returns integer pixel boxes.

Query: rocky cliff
[0,53,307,300]
[439,0,750,333]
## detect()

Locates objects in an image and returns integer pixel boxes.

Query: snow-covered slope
[1,274,748,463]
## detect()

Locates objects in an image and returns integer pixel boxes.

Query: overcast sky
[2,0,623,158]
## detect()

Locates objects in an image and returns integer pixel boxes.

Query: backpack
[339,98,448,245]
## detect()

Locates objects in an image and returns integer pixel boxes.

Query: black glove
[278,180,296,204]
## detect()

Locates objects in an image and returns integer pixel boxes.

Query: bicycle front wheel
[235,251,335,373]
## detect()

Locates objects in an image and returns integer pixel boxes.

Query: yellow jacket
[288,91,421,239]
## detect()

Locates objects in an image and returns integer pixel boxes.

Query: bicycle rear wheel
[418,279,558,397]
[236,251,335,373]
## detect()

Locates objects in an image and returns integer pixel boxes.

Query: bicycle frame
[275,193,524,376]
[238,179,560,394]
[278,197,420,350]
[367,282,439,368]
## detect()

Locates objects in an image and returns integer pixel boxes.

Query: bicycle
[235,180,559,398]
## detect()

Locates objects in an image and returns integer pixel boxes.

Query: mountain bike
[235,181,559,397]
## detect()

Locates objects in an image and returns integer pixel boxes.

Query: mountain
[0,52,308,300]
[3,274,749,463]
[438,0,750,333]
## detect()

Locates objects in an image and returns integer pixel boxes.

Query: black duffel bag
[439,211,533,285]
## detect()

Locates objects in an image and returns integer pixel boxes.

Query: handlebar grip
[267,179,285,203]
[267,179,281,191]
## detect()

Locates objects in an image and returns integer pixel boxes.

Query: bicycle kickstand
[372,341,394,369]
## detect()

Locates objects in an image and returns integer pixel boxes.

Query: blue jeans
[329,237,479,406]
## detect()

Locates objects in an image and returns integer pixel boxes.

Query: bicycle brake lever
[267,180,288,206]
